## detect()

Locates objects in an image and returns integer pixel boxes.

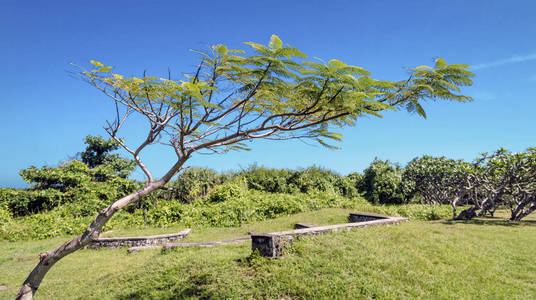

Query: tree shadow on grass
[440,217,536,227]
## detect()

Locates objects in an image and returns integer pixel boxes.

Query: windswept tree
[403,149,536,221]
[503,148,536,220]
[17,35,474,299]
[402,156,474,218]
[456,148,536,221]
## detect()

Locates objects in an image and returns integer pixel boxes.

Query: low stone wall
[117,213,407,255]
[127,236,251,254]
[87,229,191,249]
[294,223,316,229]
[348,212,388,222]
[251,213,408,258]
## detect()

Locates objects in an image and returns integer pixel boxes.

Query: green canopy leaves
[269,34,283,49]
[79,34,474,152]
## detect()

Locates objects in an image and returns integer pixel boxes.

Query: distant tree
[456,148,536,221]
[241,165,297,194]
[360,158,406,204]
[346,172,364,193]
[166,167,225,203]
[402,156,473,218]
[14,136,139,217]
[403,149,536,221]
[18,35,474,299]
[293,166,341,194]
[80,135,136,178]
[504,148,536,221]
[239,165,358,197]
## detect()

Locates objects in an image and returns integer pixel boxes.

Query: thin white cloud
[473,52,536,70]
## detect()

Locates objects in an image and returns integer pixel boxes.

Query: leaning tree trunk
[16,160,185,300]
[476,197,495,217]
[454,206,478,220]
[451,197,459,219]
[510,201,526,221]
[510,202,536,221]
[451,189,469,220]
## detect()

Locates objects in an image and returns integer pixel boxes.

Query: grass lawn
[1,208,535,299]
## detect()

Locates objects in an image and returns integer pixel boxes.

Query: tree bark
[451,197,459,219]
[476,197,494,217]
[511,202,536,221]
[454,206,478,220]
[451,189,469,219]
[514,204,536,220]
[16,159,185,300]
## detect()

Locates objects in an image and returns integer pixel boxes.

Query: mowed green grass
[1,208,535,299]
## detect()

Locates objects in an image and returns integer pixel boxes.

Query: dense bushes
[1,190,363,241]
[360,159,406,204]
[206,182,245,203]
[164,190,358,228]
[0,200,11,228]
[240,165,358,197]
[241,166,296,194]
[0,190,452,241]
[165,167,230,203]
[0,136,139,217]
[0,206,94,241]
[3,143,535,242]
[4,161,140,217]
[0,188,62,216]
[163,165,359,203]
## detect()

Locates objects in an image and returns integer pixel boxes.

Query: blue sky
[1,0,535,188]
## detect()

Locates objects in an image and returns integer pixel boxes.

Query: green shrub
[353,203,451,221]
[241,165,297,194]
[1,190,365,241]
[2,135,138,218]
[240,165,357,197]
[360,158,406,204]
[0,195,451,241]
[61,178,141,217]
[5,161,139,217]
[333,176,359,198]
[0,188,63,216]
[292,166,339,194]
[0,200,12,233]
[0,206,92,241]
[165,167,228,203]
[207,182,244,203]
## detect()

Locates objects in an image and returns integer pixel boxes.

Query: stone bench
[251,213,408,258]
[87,228,191,249]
